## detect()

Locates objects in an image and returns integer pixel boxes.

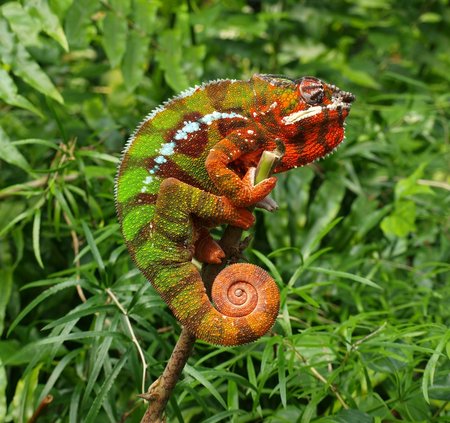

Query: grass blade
[84,348,131,423]
[32,209,44,268]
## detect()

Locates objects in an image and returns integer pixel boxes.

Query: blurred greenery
[0,0,449,422]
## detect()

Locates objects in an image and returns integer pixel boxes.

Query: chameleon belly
[115,74,354,346]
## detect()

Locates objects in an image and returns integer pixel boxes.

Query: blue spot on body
[159,142,176,156]
[200,111,243,126]
[174,121,201,140]
[155,156,167,164]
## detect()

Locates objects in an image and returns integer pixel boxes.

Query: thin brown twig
[290,344,349,410]
[63,211,87,303]
[351,321,387,350]
[27,395,53,423]
[106,288,148,393]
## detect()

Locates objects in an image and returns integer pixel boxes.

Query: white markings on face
[281,105,322,125]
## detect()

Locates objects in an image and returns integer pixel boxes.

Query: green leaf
[302,178,345,258]
[308,266,383,290]
[201,410,244,423]
[121,31,149,91]
[246,355,257,402]
[110,0,131,14]
[7,279,89,336]
[11,40,64,103]
[156,29,189,91]
[0,126,31,172]
[0,68,42,115]
[49,0,74,18]
[277,343,287,408]
[1,2,40,46]
[43,305,116,330]
[0,360,6,422]
[422,329,450,403]
[428,375,450,401]
[0,209,34,238]
[11,363,42,423]
[341,67,380,89]
[322,409,373,423]
[81,221,105,273]
[0,251,14,336]
[39,349,79,401]
[250,249,283,285]
[26,0,69,51]
[64,0,98,48]
[102,10,128,68]
[69,383,82,423]
[84,348,131,423]
[131,0,160,31]
[184,364,227,409]
[227,379,238,411]
[0,20,62,102]
[32,208,44,268]
[395,164,433,200]
[6,331,127,366]
[419,12,441,23]
[380,200,416,237]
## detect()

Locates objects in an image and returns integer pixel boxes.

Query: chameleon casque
[115,74,355,346]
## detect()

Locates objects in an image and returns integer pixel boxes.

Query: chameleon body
[115,74,355,346]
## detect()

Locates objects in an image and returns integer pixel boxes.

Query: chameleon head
[251,74,355,170]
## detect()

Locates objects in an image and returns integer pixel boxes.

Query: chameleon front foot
[237,167,277,208]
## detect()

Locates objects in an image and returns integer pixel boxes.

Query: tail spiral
[192,263,280,346]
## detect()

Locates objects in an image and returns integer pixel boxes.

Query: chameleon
[115,74,355,346]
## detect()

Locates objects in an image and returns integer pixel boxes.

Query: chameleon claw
[255,196,279,212]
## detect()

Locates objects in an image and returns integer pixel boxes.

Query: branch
[139,149,283,422]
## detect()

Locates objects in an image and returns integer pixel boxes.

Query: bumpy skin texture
[115,74,355,346]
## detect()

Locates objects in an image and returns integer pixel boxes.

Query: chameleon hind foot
[194,227,225,264]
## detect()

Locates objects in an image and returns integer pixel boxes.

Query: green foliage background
[0,0,449,422]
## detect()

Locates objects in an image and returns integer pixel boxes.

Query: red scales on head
[247,74,355,172]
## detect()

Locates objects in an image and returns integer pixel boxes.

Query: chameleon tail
[151,261,279,346]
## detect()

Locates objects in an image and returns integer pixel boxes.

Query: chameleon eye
[299,77,325,105]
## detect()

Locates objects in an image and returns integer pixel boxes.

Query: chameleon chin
[115,74,355,346]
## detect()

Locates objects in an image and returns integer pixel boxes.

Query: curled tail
[152,261,279,346]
